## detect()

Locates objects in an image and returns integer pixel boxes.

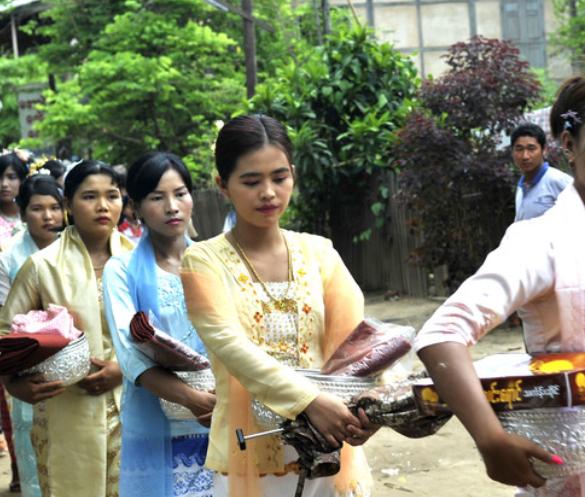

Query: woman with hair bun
[103,151,214,497]
[41,160,66,189]
[416,76,585,497]
[0,173,64,497]
[0,159,133,497]
[181,115,377,497]
[0,174,64,291]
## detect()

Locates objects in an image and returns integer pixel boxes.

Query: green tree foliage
[247,20,418,239]
[0,0,317,184]
[396,37,542,292]
[28,0,128,74]
[551,0,585,72]
[21,0,248,184]
[0,54,47,147]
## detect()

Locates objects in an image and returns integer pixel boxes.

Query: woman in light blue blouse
[103,152,215,497]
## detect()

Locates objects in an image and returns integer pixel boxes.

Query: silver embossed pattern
[252,369,378,430]
[21,335,91,386]
[499,406,585,478]
[160,369,216,420]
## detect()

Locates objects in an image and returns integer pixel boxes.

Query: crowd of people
[0,75,580,497]
[0,114,377,497]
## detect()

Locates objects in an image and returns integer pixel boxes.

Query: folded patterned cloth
[129,311,210,371]
[280,413,340,480]
[348,382,452,439]
[11,304,82,340]
[321,319,413,377]
[0,332,70,375]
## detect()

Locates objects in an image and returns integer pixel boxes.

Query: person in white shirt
[416,77,585,497]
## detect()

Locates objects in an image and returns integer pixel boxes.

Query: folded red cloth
[321,319,412,377]
[0,332,70,375]
[129,311,210,371]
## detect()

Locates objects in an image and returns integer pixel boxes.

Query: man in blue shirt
[512,123,573,221]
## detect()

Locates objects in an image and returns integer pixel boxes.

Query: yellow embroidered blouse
[181,230,368,478]
[0,226,134,497]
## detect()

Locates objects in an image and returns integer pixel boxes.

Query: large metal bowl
[252,369,379,430]
[499,406,585,478]
[20,335,91,386]
[159,369,216,421]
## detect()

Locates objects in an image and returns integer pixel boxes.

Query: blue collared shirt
[515,162,573,221]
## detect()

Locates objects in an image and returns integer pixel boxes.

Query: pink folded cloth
[10,304,82,340]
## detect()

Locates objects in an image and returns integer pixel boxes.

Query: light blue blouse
[103,234,209,497]
[0,229,38,305]
[105,253,208,432]
[0,229,41,497]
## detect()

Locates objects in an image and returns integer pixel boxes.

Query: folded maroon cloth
[130,311,210,371]
[321,319,412,377]
[0,332,71,375]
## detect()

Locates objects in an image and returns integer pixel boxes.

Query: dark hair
[16,175,63,215]
[0,153,28,181]
[127,152,192,203]
[510,123,546,148]
[112,165,127,189]
[64,160,120,199]
[215,115,293,181]
[42,160,66,181]
[550,77,585,140]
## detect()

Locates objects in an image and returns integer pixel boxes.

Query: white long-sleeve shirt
[416,183,585,356]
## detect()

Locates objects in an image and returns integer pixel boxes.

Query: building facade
[331,0,572,79]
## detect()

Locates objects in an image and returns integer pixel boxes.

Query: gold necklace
[232,231,295,313]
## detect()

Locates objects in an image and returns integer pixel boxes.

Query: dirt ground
[362,294,522,497]
[0,295,523,497]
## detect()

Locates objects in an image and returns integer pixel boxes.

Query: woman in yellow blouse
[0,160,134,497]
[181,115,376,497]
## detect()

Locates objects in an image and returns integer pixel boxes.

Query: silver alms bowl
[499,406,585,478]
[159,369,216,421]
[252,369,378,430]
[21,335,91,386]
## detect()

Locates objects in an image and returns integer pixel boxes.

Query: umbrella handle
[235,427,285,451]
[294,468,307,497]
[236,428,247,451]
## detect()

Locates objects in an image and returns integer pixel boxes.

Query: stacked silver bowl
[499,406,585,478]
[253,369,379,430]
[159,369,216,420]
[21,335,91,386]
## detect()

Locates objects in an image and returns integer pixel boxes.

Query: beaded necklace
[232,231,296,313]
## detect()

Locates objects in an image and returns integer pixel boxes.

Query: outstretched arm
[419,342,555,488]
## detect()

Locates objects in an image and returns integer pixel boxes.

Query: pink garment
[11,304,82,340]
[415,184,585,497]
[0,214,21,246]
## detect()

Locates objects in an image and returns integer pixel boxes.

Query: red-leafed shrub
[396,36,542,292]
